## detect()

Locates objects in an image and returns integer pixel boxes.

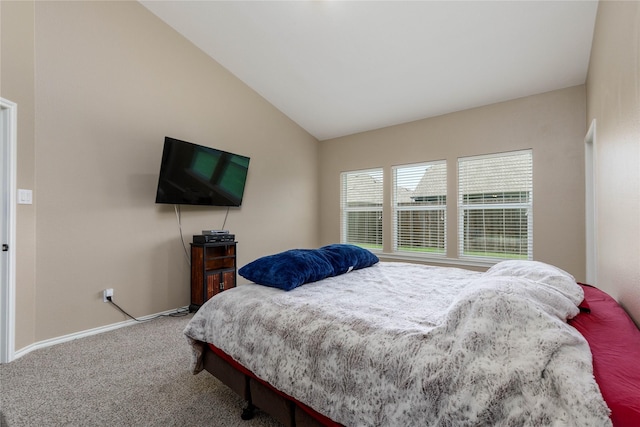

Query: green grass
[350,243,528,260]
[463,251,528,260]
[352,243,382,250]
[397,246,445,254]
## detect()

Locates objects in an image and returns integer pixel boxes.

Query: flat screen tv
[155,137,250,207]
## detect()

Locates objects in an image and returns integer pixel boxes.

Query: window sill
[373,251,497,270]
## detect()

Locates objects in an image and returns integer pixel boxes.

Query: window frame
[340,168,384,250]
[457,150,533,261]
[392,160,447,257]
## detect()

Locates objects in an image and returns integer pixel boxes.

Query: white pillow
[484,260,582,305]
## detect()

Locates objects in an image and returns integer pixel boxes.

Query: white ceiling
[140,1,598,141]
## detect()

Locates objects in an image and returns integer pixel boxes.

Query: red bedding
[570,284,640,427]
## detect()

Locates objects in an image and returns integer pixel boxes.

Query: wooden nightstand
[189,241,236,312]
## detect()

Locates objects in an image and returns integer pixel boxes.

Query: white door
[0,98,17,363]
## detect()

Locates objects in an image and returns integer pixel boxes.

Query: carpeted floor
[0,313,283,427]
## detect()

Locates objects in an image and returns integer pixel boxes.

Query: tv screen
[155,137,250,207]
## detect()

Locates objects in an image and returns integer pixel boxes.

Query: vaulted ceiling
[140,1,598,141]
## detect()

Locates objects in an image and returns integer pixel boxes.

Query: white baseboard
[11,306,189,362]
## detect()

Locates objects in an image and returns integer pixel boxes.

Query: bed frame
[202,343,337,427]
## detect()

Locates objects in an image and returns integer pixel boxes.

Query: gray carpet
[0,313,283,427]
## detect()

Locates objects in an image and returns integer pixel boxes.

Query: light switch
[18,189,33,205]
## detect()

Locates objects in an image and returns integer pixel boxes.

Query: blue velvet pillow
[238,249,334,291]
[319,244,379,275]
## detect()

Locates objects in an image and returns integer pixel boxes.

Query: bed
[184,245,640,426]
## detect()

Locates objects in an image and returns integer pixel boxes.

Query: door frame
[1,97,17,363]
[585,119,598,285]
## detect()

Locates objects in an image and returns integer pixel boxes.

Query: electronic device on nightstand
[193,234,235,244]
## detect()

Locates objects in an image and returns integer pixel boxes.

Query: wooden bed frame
[202,343,337,427]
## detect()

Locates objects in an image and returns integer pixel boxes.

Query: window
[392,161,446,255]
[458,150,533,260]
[340,169,383,249]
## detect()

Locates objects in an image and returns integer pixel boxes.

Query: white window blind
[340,169,383,249]
[458,150,532,260]
[392,161,446,255]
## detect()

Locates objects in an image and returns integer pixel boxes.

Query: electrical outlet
[103,288,114,303]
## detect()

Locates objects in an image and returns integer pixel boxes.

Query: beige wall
[3,1,319,348]
[586,0,640,325]
[319,86,588,279]
[1,0,38,350]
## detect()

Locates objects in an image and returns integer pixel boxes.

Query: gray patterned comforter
[184,261,611,426]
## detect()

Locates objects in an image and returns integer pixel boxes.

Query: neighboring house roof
[458,153,532,194]
[347,152,530,205]
[345,173,413,205]
[396,187,413,204]
[344,173,383,206]
[412,163,447,199]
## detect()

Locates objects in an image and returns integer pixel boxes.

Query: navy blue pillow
[238,249,334,291]
[319,244,379,275]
